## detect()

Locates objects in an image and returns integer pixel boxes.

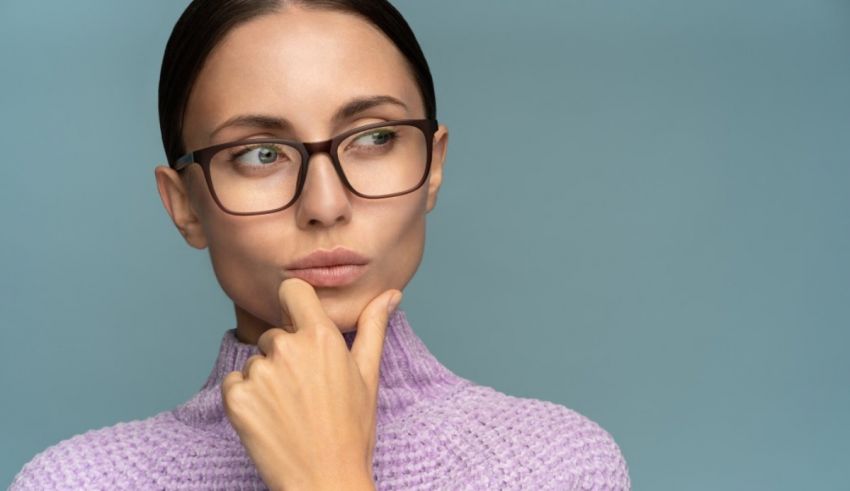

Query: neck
[233,303,270,345]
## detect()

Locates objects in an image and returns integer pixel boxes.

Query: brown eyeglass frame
[170,118,439,216]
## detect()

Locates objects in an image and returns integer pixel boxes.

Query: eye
[351,129,397,148]
[231,144,288,166]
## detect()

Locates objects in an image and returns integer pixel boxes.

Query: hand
[221,278,402,491]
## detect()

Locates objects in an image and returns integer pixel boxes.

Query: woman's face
[154,7,448,342]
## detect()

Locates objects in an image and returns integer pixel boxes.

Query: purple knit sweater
[10,309,630,490]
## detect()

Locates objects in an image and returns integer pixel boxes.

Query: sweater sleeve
[547,405,631,490]
[8,418,165,491]
[8,435,120,491]
[428,384,631,490]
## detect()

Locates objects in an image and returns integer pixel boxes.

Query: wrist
[275,470,375,491]
[317,472,375,491]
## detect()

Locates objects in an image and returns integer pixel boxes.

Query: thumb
[350,289,402,395]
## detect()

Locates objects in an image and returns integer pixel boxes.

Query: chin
[318,293,368,333]
[326,306,362,333]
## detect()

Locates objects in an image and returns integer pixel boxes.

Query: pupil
[259,148,276,163]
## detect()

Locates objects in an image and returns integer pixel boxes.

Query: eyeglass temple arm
[173,152,195,171]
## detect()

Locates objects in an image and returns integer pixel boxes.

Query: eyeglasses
[170,118,439,216]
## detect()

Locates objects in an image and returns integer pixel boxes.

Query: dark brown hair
[158,0,437,166]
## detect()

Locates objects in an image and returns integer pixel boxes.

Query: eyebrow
[208,94,409,140]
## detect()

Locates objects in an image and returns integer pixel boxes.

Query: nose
[293,152,352,229]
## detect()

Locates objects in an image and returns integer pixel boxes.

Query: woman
[11,1,630,489]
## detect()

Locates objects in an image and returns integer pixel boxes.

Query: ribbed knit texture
[9,309,630,490]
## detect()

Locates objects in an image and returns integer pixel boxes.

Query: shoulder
[437,383,631,490]
[9,411,184,490]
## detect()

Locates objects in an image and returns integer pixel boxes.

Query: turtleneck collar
[172,309,469,432]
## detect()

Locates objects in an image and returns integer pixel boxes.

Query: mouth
[283,246,370,287]
[284,263,368,288]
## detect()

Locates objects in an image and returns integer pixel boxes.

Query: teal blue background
[2,1,849,489]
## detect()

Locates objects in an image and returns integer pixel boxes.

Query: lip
[284,247,370,288]
[286,247,369,269]
[285,264,367,288]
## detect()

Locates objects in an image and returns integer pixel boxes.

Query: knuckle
[242,354,265,375]
[223,381,248,407]
[271,334,289,354]
[256,327,279,347]
[251,358,273,378]
[244,353,263,366]
[221,371,241,391]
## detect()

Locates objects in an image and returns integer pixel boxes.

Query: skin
[153,6,448,490]
[221,278,400,490]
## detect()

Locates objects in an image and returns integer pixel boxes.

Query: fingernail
[386,292,402,315]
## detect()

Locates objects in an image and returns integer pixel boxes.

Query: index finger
[276,277,335,335]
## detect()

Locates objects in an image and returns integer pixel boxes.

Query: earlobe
[154,165,208,249]
[425,125,449,213]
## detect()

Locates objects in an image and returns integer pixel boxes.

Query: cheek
[205,214,286,324]
[360,185,429,285]
[190,169,283,290]
[379,204,426,287]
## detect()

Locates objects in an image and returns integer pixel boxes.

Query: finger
[256,327,288,358]
[351,289,401,398]
[277,278,335,335]
[241,353,266,378]
[221,370,244,396]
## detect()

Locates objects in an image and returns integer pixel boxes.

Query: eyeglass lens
[208,123,428,213]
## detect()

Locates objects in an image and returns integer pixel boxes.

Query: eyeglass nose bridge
[292,137,355,199]
[302,138,336,162]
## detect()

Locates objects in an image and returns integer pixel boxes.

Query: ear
[154,165,208,249]
[425,124,449,213]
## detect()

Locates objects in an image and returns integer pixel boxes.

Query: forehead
[183,7,424,145]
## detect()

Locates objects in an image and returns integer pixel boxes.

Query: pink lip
[284,247,370,287]
[285,264,367,288]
